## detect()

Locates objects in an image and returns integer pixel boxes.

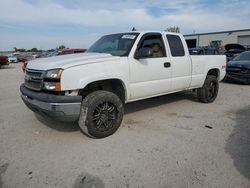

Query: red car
[0,55,9,68]
[58,48,86,55]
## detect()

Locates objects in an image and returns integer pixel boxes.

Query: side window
[137,34,166,58]
[166,35,185,57]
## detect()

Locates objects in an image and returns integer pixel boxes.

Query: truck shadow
[125,91,198,114]
[0,66,15,70]
[225,105,250,180]
[34,91,198,132]
[222,79,250,85]
[35,114,79,132]
[0,163,9,188]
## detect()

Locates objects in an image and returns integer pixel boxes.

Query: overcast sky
[0,0,249,51]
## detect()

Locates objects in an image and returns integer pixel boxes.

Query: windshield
[87,33,139,56]
[233,52,250,61]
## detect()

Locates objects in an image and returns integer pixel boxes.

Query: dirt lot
[0,63,250,188]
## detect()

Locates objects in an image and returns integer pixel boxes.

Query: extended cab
[20,31,226,138]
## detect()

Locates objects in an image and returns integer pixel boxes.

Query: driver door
[129,33,172,100]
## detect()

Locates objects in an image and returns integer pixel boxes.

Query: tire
[78,90,124,138]
[197,75,219,103]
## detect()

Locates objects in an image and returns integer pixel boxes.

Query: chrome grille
[24,69,44,91]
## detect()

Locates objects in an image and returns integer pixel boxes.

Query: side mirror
[135,47,153,59]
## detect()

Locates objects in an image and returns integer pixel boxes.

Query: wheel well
[207,69,220,79]
[79,79,126,103]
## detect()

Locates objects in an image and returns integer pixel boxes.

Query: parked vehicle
[224,43,245,62]
[8,55,18,63]
[189,47,219,55]
[20,31,226,138]
[36,52,50,58]
[20,55,36,72]
[22,49,86,72]
[46,51,59,57]
[58,48,86,55]
[18,54,35,62]
[22,62,28,72]
[0,55,9,68]
[225,51,250,84]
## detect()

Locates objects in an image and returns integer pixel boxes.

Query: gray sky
[0,0,249,51]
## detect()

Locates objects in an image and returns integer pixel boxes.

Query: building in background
[184,29,250,49]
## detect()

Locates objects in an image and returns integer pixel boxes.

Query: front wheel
[197,75,219,103]
[78,91,124,138]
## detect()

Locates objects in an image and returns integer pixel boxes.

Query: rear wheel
[78,91,124,138]
[197,75,219,103]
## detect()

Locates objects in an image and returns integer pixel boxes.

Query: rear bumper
[20,84,82,122]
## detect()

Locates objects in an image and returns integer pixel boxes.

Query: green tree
[165,26,180,33]
[13,47,26,52]
[57,45,66,50]
[26,48,39,52]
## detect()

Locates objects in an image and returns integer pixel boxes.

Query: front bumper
[20,84,82,122]
[226,72,250,84]
[9,60,17,63]
[1,61,9,65]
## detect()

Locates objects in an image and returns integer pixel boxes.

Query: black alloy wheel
[92,101,117,132]
[197,75,219,103]
[78,90,124,138]
[207,80,217,99]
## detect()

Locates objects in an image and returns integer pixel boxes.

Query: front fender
[60,60,130,100]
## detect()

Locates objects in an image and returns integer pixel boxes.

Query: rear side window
[166,35,185,57]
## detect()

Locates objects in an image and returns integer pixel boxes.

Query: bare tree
[165,26,180,33]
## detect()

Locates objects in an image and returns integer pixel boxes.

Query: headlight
[43,69,63,91]
[43,82,61,91]
[45,69,63,79]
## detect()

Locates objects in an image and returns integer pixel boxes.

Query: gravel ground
[0,63,250,188]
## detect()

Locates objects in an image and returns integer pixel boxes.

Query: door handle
[164,62,171,68]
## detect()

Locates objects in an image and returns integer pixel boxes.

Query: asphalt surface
[0,63,250,188]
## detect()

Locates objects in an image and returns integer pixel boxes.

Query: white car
[20,31,226,138]
[8,55,18,63]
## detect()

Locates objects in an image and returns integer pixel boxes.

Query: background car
[224,43,246,62]
[0,55,9,68]
[17,54,35,62]
[58,48,86,55]
[21,55,36,72]
[8,55,18,63]
[225,51,250,84]
[46,51,59,57]
[189,47,219,55]
[22,48,86,72]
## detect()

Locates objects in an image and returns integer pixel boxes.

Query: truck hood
[26,52,120,70]
[225,43,245,51]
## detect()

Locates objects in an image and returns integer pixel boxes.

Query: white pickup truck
[20,31,226,138]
